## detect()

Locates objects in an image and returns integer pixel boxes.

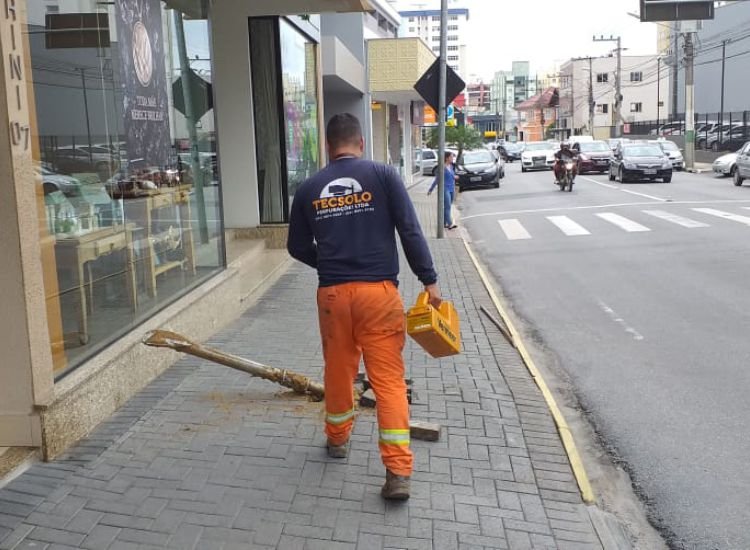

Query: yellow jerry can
[406,292,461,358]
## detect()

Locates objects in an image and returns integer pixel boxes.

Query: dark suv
[609,143,673,183]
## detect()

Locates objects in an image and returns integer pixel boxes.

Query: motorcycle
[556,160,576,192]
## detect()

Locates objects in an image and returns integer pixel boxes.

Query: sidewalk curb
[461,239,596,504]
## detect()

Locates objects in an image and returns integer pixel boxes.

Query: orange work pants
[317,281,412,476]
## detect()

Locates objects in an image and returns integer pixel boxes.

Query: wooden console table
[124,185,196,299]
[54,225,136,345]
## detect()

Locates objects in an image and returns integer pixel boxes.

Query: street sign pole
[436,0,448,239]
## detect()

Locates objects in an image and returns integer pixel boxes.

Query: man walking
[428,151,457,229]
[287,113,441,501]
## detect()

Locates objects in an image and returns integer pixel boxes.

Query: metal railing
[626,111,750,152]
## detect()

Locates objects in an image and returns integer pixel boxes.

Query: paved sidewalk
[0,186,605,549]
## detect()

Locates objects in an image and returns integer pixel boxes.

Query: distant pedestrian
[287,113,442,501]
[428,151,458,229]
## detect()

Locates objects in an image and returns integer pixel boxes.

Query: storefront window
[251,17,319,224]
[279,19,319,199]
[26,0,225,376]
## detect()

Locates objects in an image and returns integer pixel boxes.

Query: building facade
[397,8,469,78]
[0,0,368,457]
[559,55,669,137]
[675,1,750,114]
[489,61,533,140]
[321,0,399,161]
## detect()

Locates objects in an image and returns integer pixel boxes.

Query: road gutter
[462,239,596,504]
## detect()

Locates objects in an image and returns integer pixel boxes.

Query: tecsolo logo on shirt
[313,178,373,212]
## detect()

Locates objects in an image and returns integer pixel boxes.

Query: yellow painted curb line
[462,239,596,504]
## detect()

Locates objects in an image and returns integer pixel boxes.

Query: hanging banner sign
[114,0,170,167]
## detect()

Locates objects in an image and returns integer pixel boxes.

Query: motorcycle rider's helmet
[560,141,570,150]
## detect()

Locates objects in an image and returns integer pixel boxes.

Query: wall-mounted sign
[114,0,170,167]
[3,0,31,152]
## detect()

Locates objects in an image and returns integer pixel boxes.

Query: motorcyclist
[554,142,578,183]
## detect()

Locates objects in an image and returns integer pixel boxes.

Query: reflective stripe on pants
[317,281,413,476]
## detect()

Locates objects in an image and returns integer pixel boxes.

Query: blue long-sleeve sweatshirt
[287,157,438,288]
[428,165,455,194]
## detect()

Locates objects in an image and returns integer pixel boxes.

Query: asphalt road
[456,161,750,549]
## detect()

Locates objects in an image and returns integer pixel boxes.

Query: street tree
[427,125,483,159]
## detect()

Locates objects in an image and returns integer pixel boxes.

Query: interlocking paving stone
[0,187,604,549]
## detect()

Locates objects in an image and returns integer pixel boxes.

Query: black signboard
[639,0,714,22]
[114,0,171,166]
[414,58,466,114]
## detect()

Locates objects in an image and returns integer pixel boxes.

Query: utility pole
[684,31,696,171]
[671,23,679,119]
[656,57,661,125]
[588,57,594,134]
[436,0,447,239]
[593,35,622,137]
[720,39,728,128]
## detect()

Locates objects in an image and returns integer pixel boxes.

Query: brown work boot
[327,439,349,459]
[381,470,410,501]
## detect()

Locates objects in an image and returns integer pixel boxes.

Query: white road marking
[460,199,750,222]
[579,176,669,202]
[598,300,645,341]
[546,215,590,236]
[498,219,531,240]
[642,210,709,228]
[692,208,750,226]
[595,213,651,232]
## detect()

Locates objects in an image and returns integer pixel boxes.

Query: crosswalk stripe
[546,216,591,236]
[642,210,709,228]
[498,219,531,240]
[693,208,750,226]
[595,213,651,232]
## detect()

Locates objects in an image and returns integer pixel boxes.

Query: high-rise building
[397,7,470,78]
[490,62,532,138]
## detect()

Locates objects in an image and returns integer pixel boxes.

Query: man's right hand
[425,283,442,309]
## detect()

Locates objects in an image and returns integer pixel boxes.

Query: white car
[521,142,557,172]
[651,140,685,171]
[712,150,739,177]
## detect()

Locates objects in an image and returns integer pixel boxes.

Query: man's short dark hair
[444,151,454,162]
[326,113,363,149]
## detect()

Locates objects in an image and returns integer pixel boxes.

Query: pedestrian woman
[428,151,458,229]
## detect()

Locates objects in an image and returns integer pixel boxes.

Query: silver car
[417,148,439,176]
[712,150,739,177]
[732,141,750,186]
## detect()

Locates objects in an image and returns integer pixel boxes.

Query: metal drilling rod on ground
[143,330,325,400]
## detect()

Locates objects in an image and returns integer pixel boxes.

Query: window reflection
[28,0,225,375]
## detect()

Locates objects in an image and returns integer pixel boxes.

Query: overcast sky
[392,0,660,81]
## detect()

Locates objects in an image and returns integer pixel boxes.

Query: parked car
[37,165,82,198]
[498,142,523,162]
[651,139,685,171]
[702,123,745,150]
[520,141,556,172]
[416,148,439,176]
[609,143,673,183]
[707,125,749,152]
[655,122,683,136]
[573,140,611,174]
[455,149,502,191]
[732,141,750,186]
[53,145,119,175]
[712,149,740,177]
